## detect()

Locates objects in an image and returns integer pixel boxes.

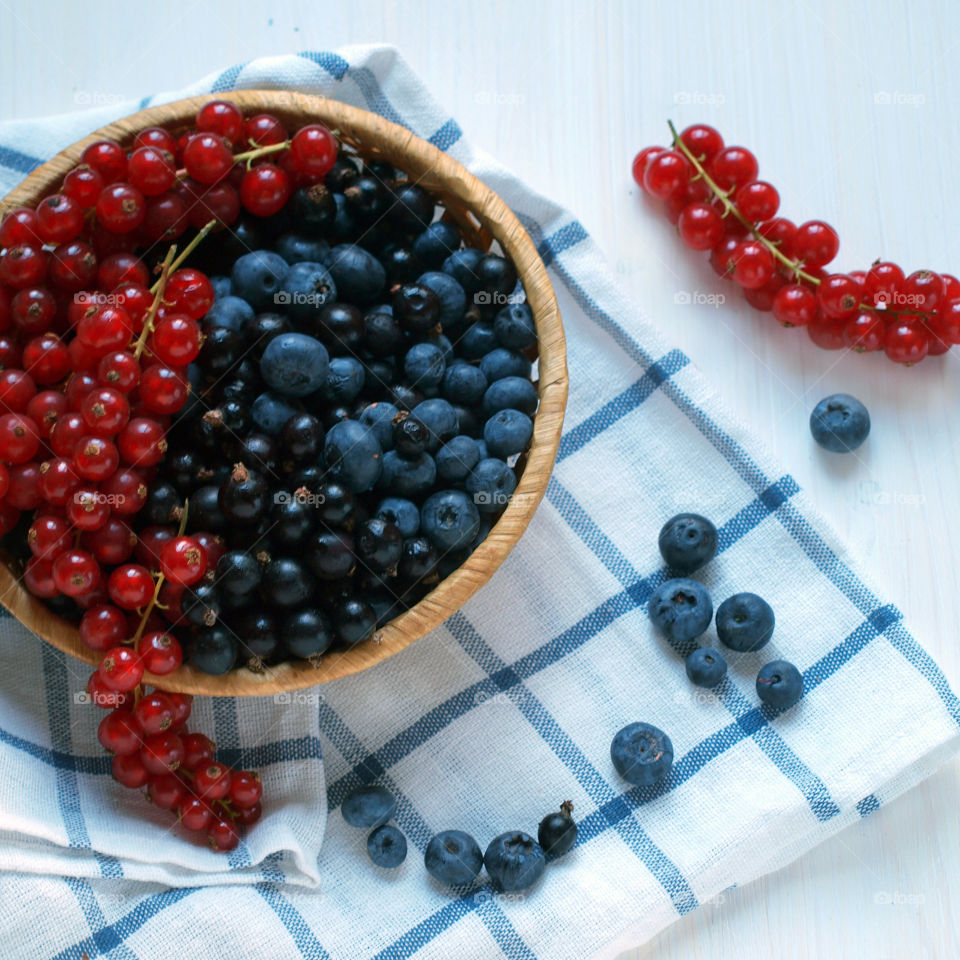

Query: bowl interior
[0,91,568,695]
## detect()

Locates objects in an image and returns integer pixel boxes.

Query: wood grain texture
[0,92,568,695]
[0,1,957,957]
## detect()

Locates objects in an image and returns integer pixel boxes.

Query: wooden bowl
[0,92,568,696]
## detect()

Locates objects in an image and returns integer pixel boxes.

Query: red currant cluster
[633,122,959,365]
[0,99,340,849]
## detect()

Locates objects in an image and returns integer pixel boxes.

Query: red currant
[28,390,66,438]
[772,284,818,328]
[23,556,57,597]
[10,287,57,336]
[96,184,146,234]
[677,202,724,251]
[148,772,186,810]
[196,100,244,145]
[98,351,141,393]
[160,536,207,585]
[101,467,148,515]
[194,761,232,801]
[289,124,337,179]
[6,461,43,511]
[107,563,154,610]
[631,146,664,190]
[734,181,779,222]
[246,113,287,147]
[756,218,797,259]
[186,181,240,230]
[164,269,213,321]
[77,304,133,353]
[181,732,215,772]
[140,193,188,243]
[240,163,291,217]
[1,246,49,289]
[883,319,928,365]
[182,133,233,185]
[166,692,193,729]
[134,691,175,734]
[98,253,149,290]
[151,314,202,365]
[138,365,189,415]
[133,127,177,157]
[207,817,240,852]
[228,770,263,809]
[178,796,214,831]
[0,369,36,412]
[642,150,691,200]
[49,241,98,292]
[138,630,183,675]
[127,146,176,197]
[679,124,724,165]
[51,547,99,596]
[62,165,104,208]
[0,412,41,462]
[793,221,839,268]
[237,803,262,828]
[38,457,79,503]
[73,435,119,481]
[116,417,166,467]
[708,146,758,191]
[806,315,847,350]
[81,141,127,184]
[83,516,136,564]
[0,207,41,246]
[27,514,72,560]
[66,486,110,530]
[98,708,141,755]
[98,645,143,692]
[901,270,945,314]
[817,274,862,319]
[80,604,128,651]
[110,283,153,330]
[35,194,83,245]
[81,387,130,435]
[112,752,149,788]
[140,731,184,775]
[731,241,774,289]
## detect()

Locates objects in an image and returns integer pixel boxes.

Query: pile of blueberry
[341,782,577,892]
[648,513,803,710]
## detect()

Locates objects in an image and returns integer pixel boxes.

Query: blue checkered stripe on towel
[0,48,957,960]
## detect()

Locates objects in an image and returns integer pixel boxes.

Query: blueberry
[466,458,517,514]
[324,419,382,492]
[809,393,870,453]
[442,248,483,295]
[480,347,530,382]
[756,660,803,709]
[210,275,231,299]
[260,557,315,608]
[648,578,713,644]
[342,785,397,829]
[380,450,437,498]
[417,271,467,329]
[376,497,420,538]
[410,398,459,452]
[328,243,387,305]
[260,333,330,398]
[483,832,546,892]
[424,830,483,886]
[188,625,238,675]
[484,408,533,459]
[274,233,332,266]
[367,824,407,868]
[476,254,518,299]
[537,801,577,858]
[282,608,333,660]
[336,597,377,646]
[363,308,404,357]
[460,322,498,360]
[231,250,289,311]
[716,593,775,652]
[482,376,538,417]
[685,647,727,687]
[413,221,461,270]
[203,295,255,332]
[421,490,480,552]
[436,435,482,482]
[280,261,337,324]
[251,392,300,435]
[493,302,537,350]
[442,362,488,406]
[321,357,365,404]
[359,401,399,450]
[404,342,446,390]
[658,513,718,574]
[610,722,673,786]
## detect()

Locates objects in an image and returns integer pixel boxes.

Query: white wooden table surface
[1,1,958,956]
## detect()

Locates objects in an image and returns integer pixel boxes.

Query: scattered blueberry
[484,408,533,459]
[648,578,713,644]
[203,295,255,332]
[716,593,775,652]
[493,302,537,350]
[480,347,530,382]
[658,513,718,574]
[756,660,803,709]
[610,722,673,786]
[436,435,482,483]
[685,647,727,688]
[424,830,483,885]
[231,250,289,311]
[484,832,546,892]
[328,243,386,304]
[466,458,517,513]
[281,260,337,323]
[483,376,538,417]
[367,824,407,868]
[537,801,577,858]
[324,420,383,492]
[260,333,330,398]
[342,785,398,829]
[421,490,481,552]
[809,393,870,453]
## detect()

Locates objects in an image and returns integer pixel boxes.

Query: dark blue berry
[442,362,488,406]
[188,626,238,676]
[342,784,397,829]
[203,295,255,332]
[484,408,533,458]
[260,333,330,398]
[417,270,467,329]
[410,398,459,452]
[359,402,399,450]
[685,647,727,687]
[716,593,775,652]
[231,250,289,311]
[424,830,483,886]
[324,420,382,492]
[282,608,333,659]
[482,376,538,417]
[466,457,516,513]
[436,435,482,482]
[398,536,438,579]
[356,518,403,572]
[260,557,315,608]
[421,489,480,552]
[375,497,420,538]
[810,393,870,453]
[367,824,407,868]
[412,221,461,270]
[274,233,332,266]
[379,450,437,498]
[306,530,355,580]
[483,832,546,892]
[648,578,713,644]
[393,283,441,335]
[756,660,803,709]
[251,392,300,435]
[610,722,673,786]
[479,347,529,382]
[335,597,377,646]
[442,248,483,295]
[321,356,365,404]
[328,243,386,305]
[537,801,577,858]
[658,513,718,574]
[280,261,337,324]
[404,342,446,390]
[493,302,537,350]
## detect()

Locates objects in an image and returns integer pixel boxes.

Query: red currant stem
[135,246,177,360]
[129,500,189,647]
[155,219,218,284]
[667,120,823,287]
[231,140,290,169]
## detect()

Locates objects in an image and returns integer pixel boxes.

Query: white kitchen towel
[0,44,957,960]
